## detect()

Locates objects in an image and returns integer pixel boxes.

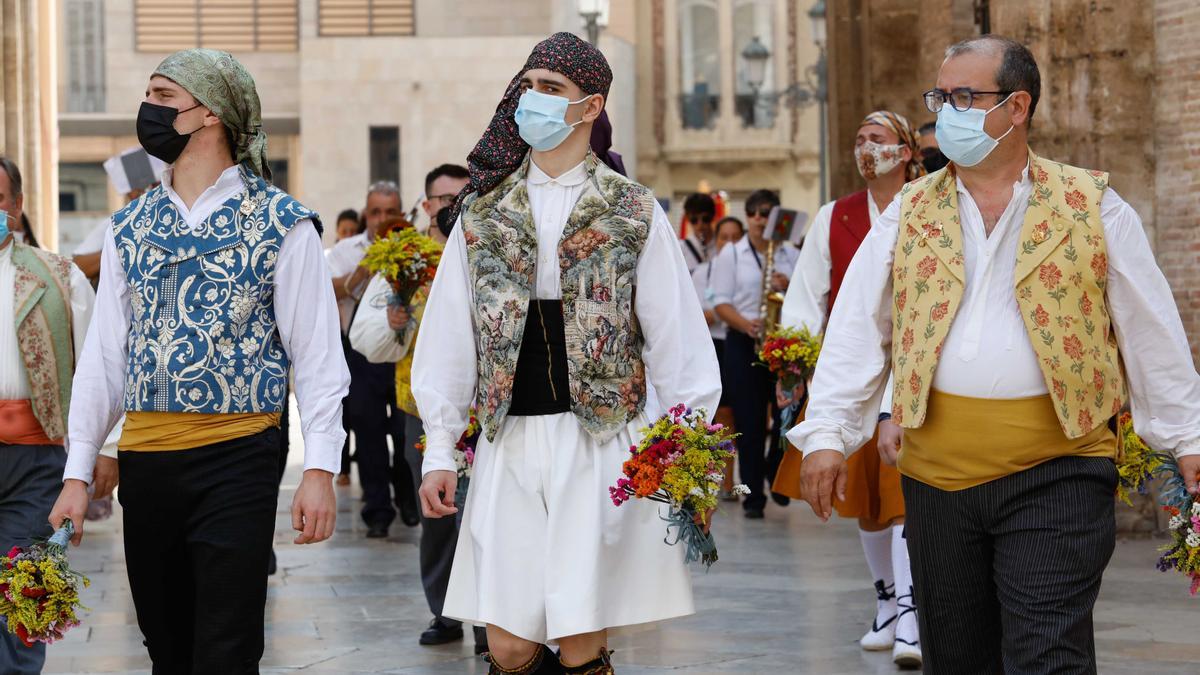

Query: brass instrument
[758,239,785,347]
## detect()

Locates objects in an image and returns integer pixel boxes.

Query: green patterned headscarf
[153,48,270,180]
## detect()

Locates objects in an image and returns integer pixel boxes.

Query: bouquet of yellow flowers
[609,405,745,569]
[360,227,443,307]
[0,520,89,646]
[757,327,822,391]
[1115,412,1166,506]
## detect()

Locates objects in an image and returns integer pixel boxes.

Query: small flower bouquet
[1116,412,1166,506]
[416,409,480,505]
[609,404,745,569]
[1159,500,1200,595]
[757,326,822,391]
[0,520,89,646]
[360,227,443,308]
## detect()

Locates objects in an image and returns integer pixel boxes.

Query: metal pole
[818,100,827,204]
[816,50,828,203]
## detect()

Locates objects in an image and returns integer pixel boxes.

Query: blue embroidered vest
[461,152,655,443]
[112,168,318,414]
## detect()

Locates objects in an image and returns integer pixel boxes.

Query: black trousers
[343,335,413,526]
[118,430,281,674]
[902,456,1117,675]
[723,331,775,511]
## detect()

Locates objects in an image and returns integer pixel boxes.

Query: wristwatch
[878,412,893,423]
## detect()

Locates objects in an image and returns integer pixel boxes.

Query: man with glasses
[679,191,717,273]
[329,180,420,537]
[422,164,471,244]
[793,35,1200,672]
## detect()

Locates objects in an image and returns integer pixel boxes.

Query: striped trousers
[902,456,1117,674]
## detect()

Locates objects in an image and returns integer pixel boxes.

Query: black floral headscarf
[448,32,613,224]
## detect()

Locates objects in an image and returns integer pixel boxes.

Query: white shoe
[892,638,922,669]
[860,618,897,651]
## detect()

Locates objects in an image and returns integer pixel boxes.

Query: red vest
[827,190,872,315]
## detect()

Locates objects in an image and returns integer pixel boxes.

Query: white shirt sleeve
[708,240,739,311]
[67,264,96,367]
[781,201,834,333]
[411,219,476,476]
[1100,189,1200,458]
[787,197,899,457]
[349,274,407,363]
[64,227,130,483]
[274,219,351,475]
[638,204,723,419]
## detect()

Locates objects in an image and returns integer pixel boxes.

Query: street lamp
[579,0,610,46]
[808,0,827,50]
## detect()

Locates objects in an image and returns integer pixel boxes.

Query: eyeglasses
[923,88,1011,113]
[427,193,458,205]
[748,207,773,219]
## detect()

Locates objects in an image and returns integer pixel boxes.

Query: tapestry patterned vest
[828,190,871,316]
[11,244,76,440]
[112,167,317,414]
[460,152,655,443]
[891,151,1122,439]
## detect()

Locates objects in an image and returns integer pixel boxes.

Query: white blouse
[790,170,1200,460]
[64,165,351,483]
[411,159,722,475]
[708,236,800,324]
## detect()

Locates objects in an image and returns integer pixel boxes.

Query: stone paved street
[41,417,1200,674]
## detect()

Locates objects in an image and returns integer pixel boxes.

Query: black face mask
[921,149,950,173]
[137,102,203,164]
[436,206,456,238]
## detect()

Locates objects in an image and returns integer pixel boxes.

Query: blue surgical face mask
[514,89,592,152]
[934,93,1015,168]
[0,211,9,243]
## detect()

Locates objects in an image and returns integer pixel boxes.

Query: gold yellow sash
[119,411,281,452]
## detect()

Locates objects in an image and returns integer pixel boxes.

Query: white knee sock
[892,524,919,647]
[859,528,895,619]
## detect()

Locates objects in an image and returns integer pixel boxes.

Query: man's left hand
[1179,455,1200,496]
[92,455,119,499]
[770,272,790,293]
[387,304,410,331]
[292,469,337,544]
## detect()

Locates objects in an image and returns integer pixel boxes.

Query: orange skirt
[772,412,904,524]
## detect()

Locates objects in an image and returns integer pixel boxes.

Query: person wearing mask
[693,215,744,499]
[709,189,799,520]
[793,36,1200,673]
[918,121,949,173]
[413,33,720,674]
[0,159,96,675]
[49,49,348,672]
[422,164,471,245]
[776,111,926,668]
[328,181,420,536]
[679,192,717,273]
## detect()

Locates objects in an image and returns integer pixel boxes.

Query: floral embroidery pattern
[11,246,76,440]
[892,153,1123,438]
[113,168,308,414]
[462,152,654,443]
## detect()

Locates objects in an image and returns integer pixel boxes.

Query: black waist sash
[509,300,571,416]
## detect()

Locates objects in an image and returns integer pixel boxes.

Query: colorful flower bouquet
[609,404,745,569]
[1116,413,1200,594]
[0,520,89,646]
[757,327,822,391]
[360,227,443,308]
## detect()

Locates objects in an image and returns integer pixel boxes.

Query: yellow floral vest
[891,151,1123,439]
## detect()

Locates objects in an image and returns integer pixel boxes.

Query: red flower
[909,371,921,395]
[1062,335,1084,361]
[4,546,20,560]
[896,289,907,312]
[1064,190,1088,211]
[1036,167,1049,184]
[1079,293,1093,316]
[1033,304,1050,327]
[930,301,950,322]
[1077,408,1094,431]
[902,327,914,353]
[1092,368,1105,392]
[20,586,46,599]
[1038,263,1062,290]
[1091,253,1108,280]
[917,256,938,280]
[1052,378,1066,401]
[909,190,925,206]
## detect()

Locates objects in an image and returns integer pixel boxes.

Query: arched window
[678,0,721,129]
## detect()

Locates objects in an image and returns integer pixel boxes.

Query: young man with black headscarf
[49,49,349,672]
[412,33,721,674]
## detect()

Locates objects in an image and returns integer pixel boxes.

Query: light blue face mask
[0,211,9,243]
[514,89,592,152]
[934,92,1015,168]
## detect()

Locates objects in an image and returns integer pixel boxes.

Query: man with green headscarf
[49,49,350,672]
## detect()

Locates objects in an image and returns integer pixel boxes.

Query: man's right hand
[48,480,90,546]
[877,420,903,466]
[386,305,410,332]
[745,318,763,337]
[800,449,846,522]
[775,381,806,408]
[419,470,458,519]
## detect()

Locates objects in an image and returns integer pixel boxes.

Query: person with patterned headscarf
[49,49,350,672]
[773,110,926,669]
[413,32,720,674]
